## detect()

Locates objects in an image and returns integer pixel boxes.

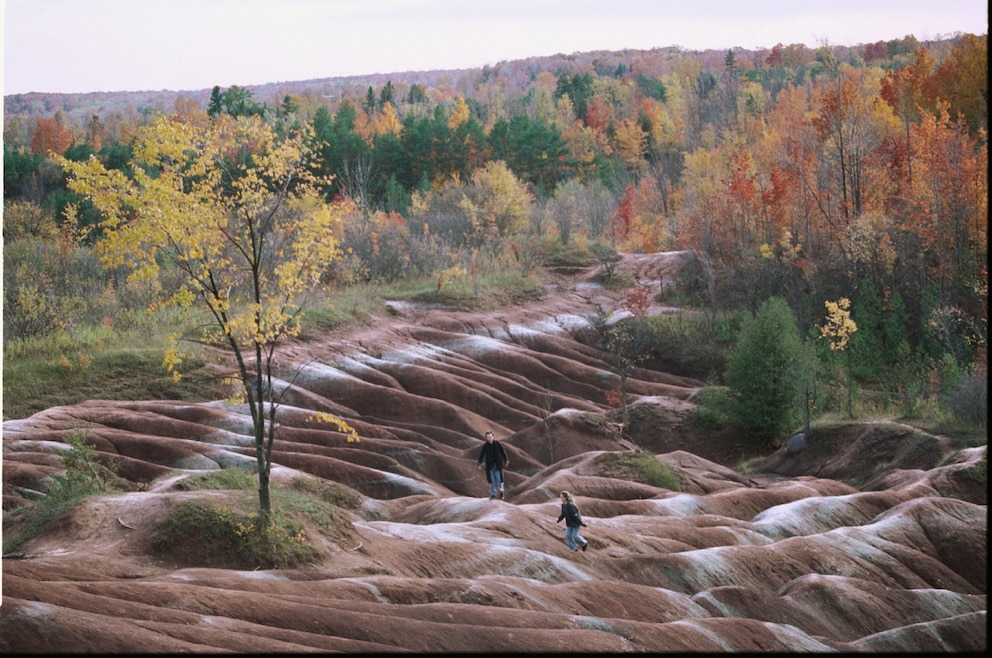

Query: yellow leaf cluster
[309,412,360,443]
[448,96,471,130]
[820,298,858,350]
[613,118,647,173]
[57,114,356,366]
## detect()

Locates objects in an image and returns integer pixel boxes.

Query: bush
[944,373,987,429]
[695,384,733,429]
[643,313,731,380]
[175,468,256,492]
[596,451,680,490]
[152,501,319,569]
[2,433,128,554]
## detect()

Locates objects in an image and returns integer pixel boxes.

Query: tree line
[4,33,987,430]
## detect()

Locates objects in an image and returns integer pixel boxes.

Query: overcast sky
[3,0,988,95]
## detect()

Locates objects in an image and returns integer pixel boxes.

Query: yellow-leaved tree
[821,297,859,417]
[57,114,359,521]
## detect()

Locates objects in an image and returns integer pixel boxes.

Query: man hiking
[477,430,509,499]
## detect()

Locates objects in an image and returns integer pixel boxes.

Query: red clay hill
[2,252,986,652]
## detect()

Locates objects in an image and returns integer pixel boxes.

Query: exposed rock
[2,252,985,653]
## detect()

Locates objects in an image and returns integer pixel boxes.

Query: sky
[2,0,988,95]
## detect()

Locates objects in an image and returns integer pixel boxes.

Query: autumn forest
[2,34,987,434]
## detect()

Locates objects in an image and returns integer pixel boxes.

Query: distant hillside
[3,38,931,124]
[3,67,471,123]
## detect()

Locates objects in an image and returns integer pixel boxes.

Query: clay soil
[2,252,986,653]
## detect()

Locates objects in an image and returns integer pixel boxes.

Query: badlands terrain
[1,252,986,653]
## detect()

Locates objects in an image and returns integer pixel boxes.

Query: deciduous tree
[57,115,359,522]
[821,297,858,416]
[30,117,74,156]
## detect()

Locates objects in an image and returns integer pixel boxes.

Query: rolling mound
[2,252,986,653]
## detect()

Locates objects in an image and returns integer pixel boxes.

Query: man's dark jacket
[477,440,509,480]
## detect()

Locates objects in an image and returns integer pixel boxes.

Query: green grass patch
[593,270,636,290]
[411,268,547,309]
[160,471,358,565]
[3,493,84,556]
[957,458,986,491]
[2,305,225,420]
[271,487,339,534]
[174,468,257,492]
[539,241,605,268]
[2,434,130,554]
[151,500,320,570]
[287,475,363,511]
[595,451,681,490]
[298,284,384,337]
[2,345,222,420]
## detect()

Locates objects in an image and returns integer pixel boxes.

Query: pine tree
[725,296,804,447]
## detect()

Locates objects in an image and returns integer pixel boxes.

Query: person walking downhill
[556,491,589,551]
[477,430,509,499]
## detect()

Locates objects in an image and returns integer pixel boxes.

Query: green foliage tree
[406,83,429,105]
[363,86,377,115]
[488,114,569,195]
[725,296,804,447]
[555,72,594,121]
[636,73,667,101]
[207,85,269,119]
[207,85,224,116]
[56,114,359,522]
[4,146,44,200]
[379,81,395,109]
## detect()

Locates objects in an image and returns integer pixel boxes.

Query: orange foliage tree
[902,101,988,302]
[30,117,74,156]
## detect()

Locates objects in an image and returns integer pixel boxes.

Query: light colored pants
[565,525,587,551]
[487,466,504,497]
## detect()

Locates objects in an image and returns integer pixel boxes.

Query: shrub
[175,468,256,492]
[643,313,730,380]
[944,373,987,429]
[152,501,319,569]
[695,384,733,429]
[596,451,680,490]
[2,433,127,554]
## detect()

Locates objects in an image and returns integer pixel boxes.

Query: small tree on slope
[58,114,359,523]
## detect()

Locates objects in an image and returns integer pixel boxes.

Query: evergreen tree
[379,81,395,109]
[725,296,804,447]
[207,85,223,117]
[363,86,376,115]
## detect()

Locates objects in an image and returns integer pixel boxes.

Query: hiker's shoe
[581,543,588,551]
[489,495,496,499]
[498,491,504,500]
